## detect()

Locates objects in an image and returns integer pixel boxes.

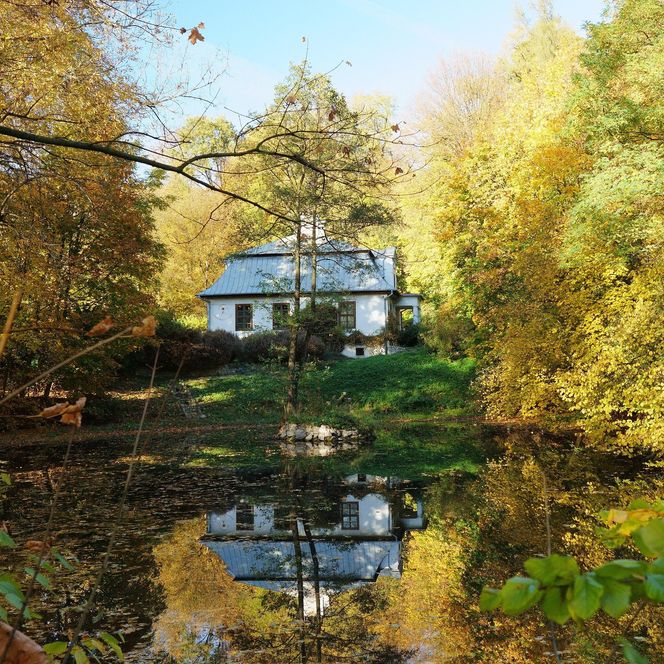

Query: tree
[237,63,401,417]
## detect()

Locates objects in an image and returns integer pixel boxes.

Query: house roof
[197,237,397,297]
[203,539,400,582]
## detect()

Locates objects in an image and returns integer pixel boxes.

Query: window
[338,301,356,331]
[272,302,290,330]
[355,347,365,356]
[236,503,254,531]
[341,501,360,530]
[235,304,252,331]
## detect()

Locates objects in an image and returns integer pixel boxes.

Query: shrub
[121,311,241,373]
[397,322,423,347]
[202,330,242,365]
[424,303,475,358]
[240,331,326,364]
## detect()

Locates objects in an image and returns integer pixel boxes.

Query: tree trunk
[285,223,303,418]
[299,218,317,371]
[291,517,307,664]
[302,518,322,663]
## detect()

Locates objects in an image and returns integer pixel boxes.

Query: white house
[201,475,425,614]
[197,232,421,358]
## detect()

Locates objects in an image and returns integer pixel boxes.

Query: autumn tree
[235,63,402,416]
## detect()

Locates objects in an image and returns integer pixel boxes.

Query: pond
[1,426,662,663]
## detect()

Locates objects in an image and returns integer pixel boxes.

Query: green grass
[186,348,476,427]
[178,349,484,478]
[302,349,476,422]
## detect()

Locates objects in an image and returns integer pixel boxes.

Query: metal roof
[198,238,396,297]
[203,539,400,581]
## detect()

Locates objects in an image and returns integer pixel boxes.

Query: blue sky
[166,0,607,122]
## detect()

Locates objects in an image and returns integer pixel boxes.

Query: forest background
[0,0,662,455]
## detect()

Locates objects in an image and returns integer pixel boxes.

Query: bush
[202,330,242,365]
[121,311,241,373]
[396,322,423,347]
[240,330,326,364]
[424,303,475,359]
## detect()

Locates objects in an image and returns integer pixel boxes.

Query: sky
[165,0,607,123]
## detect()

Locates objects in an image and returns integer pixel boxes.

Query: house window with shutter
[341,501,360,530]
[272,302,289,330]
[338,301,356,331]
[235,304,253,331]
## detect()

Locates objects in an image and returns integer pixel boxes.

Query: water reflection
[5,427,660,662]
[203,472,425,616]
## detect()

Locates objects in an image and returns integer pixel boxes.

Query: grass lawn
[3,349,486,480]
[180,349,486,479]
[186,348,477,427]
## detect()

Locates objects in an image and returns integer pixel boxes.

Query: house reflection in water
[201,474,425,614]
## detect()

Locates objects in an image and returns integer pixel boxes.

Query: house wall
[205,293,389,338]
[207,493,392,537]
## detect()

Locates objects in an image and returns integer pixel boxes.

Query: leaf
[499,576,542,616]
[391,124,400,133]
[43,642,69,655]
[24,567,51,589]
[620,638,649,664]
[479,587,502,611]
[72,645,89,664]
[525,554,579,585]
[569,573,604,620]
[649,558,664,574]
[60,396,87,428]
[131,315,156,338]
[644,573,664,602]
[0,573,23,593]
[4,590,26,611]
[595,559,646,579]
[197,22,205,29]
[598,578,631,618]
[188,26,205,45]
[86,316,114,337]
[37,402,68,419]
[0,531,16,548]
[395,167,404,175]
[52,548,75,571]
[632,519,664,557]
[541,586,571,624]
[179,27,186,34]
[99,632,123,660]
[1,472,10,485]
[81,637,106,654]
[0,606,6,621]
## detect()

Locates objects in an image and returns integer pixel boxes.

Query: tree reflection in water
[153,459,424,662]
[4,428,662,662]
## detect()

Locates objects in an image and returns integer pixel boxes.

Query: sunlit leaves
[131,315,157,338]
[541,586,570,625]
[524,554,579,585]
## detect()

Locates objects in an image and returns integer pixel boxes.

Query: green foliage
[412,0,664,455]
[482,500,664,661]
